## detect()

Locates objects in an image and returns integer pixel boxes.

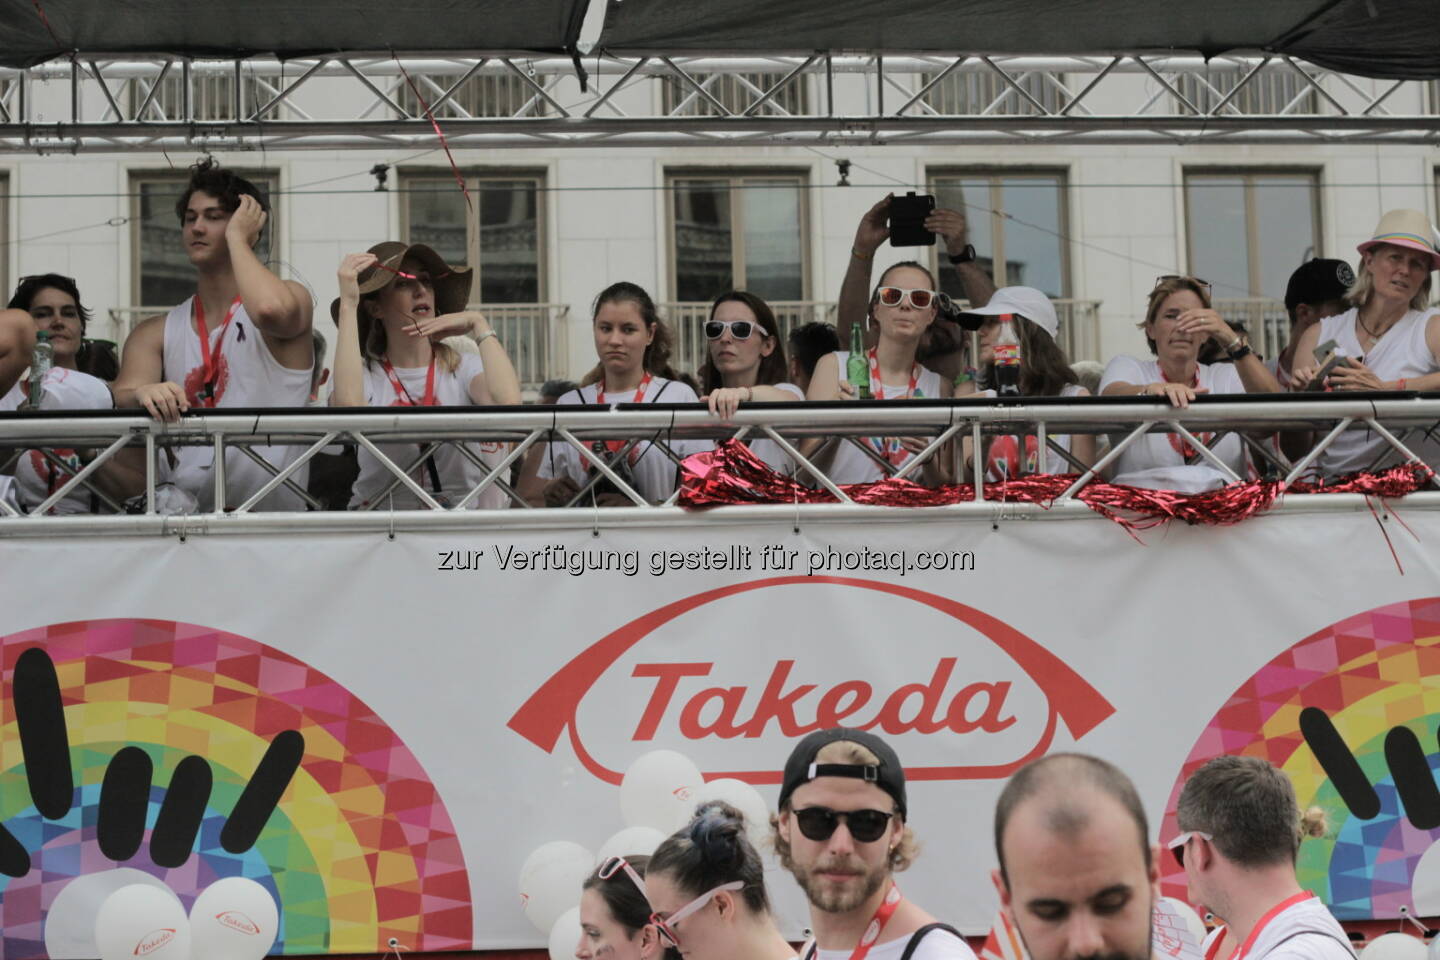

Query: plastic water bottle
[846,321,872,400]
[28,330,53,407]
[993,314,1022,397]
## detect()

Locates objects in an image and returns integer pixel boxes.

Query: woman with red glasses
[577,855,666,960]
[1099,275,1280,492]
[805,263,953,485]
[698,291,805,473]
[645,802,795,960]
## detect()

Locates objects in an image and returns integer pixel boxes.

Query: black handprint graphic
[2,644,304,875]
[1301,705,1440,829]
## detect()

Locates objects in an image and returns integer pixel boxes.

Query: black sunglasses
[793,807,895,844]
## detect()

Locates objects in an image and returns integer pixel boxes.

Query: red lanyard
[849,883,903,960]
[192,296,243,406]
[596,373,652,455]
[1161,364,1212,460]
[1226,892,1315,960]
[866,349,921,466]
[381,358,438,406]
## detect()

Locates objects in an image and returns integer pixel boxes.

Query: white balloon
[1427,930,1440,960]
[94,884,192,960]
[620,750,704,831]
[45,869,181,960]
[1159,897,1206,947]
[520,841,594,934]
[1361,933,1428,960]
[596,826,668,863]
[691,778,771,845]
[189,877,280,960]
[548,905,583,960]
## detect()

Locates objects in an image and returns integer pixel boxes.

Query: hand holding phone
[889,192,937,247]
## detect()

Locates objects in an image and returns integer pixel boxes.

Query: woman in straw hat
[1288,209,1440,477]
[332,243,521,509]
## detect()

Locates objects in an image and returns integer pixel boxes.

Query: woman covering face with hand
[331,242,522,509]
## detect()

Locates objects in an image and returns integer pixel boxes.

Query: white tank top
[0,368,114,514]
[1313,307,1440,477]
[827,351,944,485]
[160,297,312,511]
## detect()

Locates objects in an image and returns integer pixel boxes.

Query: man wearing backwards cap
[773,728,977,960]
[1270,259,1354,388]
[115,158,315,510]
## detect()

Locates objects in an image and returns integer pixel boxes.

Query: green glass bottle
[846,321,871,400]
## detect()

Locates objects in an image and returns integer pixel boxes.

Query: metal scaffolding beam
[0,53,1435,152]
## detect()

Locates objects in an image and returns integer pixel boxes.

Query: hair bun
[1299,806,1329,839]
[688,801,745,869]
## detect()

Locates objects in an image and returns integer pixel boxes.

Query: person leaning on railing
[1099,276,1282,493]
[331,243,522,510]
[1285,209,1440,478]
[527,282,711,507]
[805,262,954,486]
[697,291,805,474]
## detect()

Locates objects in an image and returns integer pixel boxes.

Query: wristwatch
[947,244,976,265]
[1225,339,1253,361]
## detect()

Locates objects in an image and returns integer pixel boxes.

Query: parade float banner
[3,510,1440,956]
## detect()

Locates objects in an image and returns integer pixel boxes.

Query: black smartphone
[888,192,936,247]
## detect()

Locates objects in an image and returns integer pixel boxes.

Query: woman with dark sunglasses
[578,855,666,960]
[805,262,953,485]
[697,291,805,473]
[1098,275,1280,492]
[645,802,795,960]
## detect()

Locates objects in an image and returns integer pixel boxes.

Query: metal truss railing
[1,54,1436,152]
[1,396,1438,536]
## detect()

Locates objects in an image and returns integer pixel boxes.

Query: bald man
[992,753,1159,960]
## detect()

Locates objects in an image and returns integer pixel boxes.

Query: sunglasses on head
[875,287,938,309]
[793,806,896,844]
[597,856,650,900]
[1167,830,1213,867]
[649,881,744,949]
[1154,275,1212,297]
[704,319,756,341]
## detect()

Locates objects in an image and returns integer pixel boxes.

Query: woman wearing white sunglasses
[645,802,795,960]
[805,262,953,485]
[578,855,667,960]
[698,291,806,473]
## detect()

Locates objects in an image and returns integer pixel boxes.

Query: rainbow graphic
[0,619,471,957]
[1162,597,1440,920]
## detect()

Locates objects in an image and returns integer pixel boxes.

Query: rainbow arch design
[0,619,471,957]
[1161,597,1440,920]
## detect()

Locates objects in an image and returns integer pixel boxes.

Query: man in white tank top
[1173,757,1351,960]
[114,159,314,511]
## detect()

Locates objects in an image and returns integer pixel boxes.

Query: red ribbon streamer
[678,440,1436,543]
[393,55,473,214]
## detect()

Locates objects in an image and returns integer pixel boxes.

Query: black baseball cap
[778,728,907,819]
[1284,258,1355,312]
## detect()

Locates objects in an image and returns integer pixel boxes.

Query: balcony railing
[663,298,1104,376]
[106,303,570,390]
[1215,299,1289,362]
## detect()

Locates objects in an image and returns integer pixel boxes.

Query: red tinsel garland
[678,440,1437,534]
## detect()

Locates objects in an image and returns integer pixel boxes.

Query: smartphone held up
[889,192,936,247]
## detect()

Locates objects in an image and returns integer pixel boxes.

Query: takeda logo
[508,576,1115,784]
[215,910,262,935]
[133,929,177,956]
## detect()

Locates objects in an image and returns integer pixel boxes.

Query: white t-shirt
[746,381,806,474]
[347,353,508,510]
[816,929,977,960]
[1311,307,1440,478]
[538,377,711,503]
[1203,895,1352,960]
[827,351,945,485]
[1098,356,1249,493]
[159,298,313,511]
[979,382,1087,481]
[0,367,114,514]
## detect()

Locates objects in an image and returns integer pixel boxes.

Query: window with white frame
[661,72,809,117]
[126,70,270,121]
[668,172,808,303]
[400,174,545,303]
[1174,67,1318,115]
[1184,171,1321,301]
[919,70,1067,115]
[928,171,1069,299]
[394,73,551,119]
[130,170,279,309]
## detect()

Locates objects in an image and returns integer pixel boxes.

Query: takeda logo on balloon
[215,911,263,935]
[508,576,1115,784]
[133,928,177,956]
